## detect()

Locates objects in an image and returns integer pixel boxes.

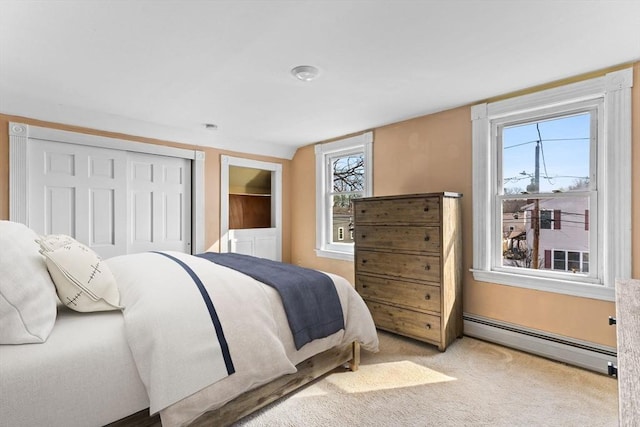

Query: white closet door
[127,152,191,254]
[29,140,127,258]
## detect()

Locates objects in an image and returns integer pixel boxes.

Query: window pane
[553,250,566,270]
[502,113,591,194]
[540,210,552,229]
[332,154,364,192]
[567,251,581,272]
[331,194,360,244]
[501,196,589,274]
[582,252,589,273]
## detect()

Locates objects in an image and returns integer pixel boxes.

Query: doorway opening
[220,156,282,261]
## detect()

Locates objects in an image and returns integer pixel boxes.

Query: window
[315,132,373,260]
[549,250,589,273]
[471,69,632,300]
[501,111,593,273]
[540,210,553,230]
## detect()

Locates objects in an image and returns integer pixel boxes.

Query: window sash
[491,103,599,282]
[493,188,598,282]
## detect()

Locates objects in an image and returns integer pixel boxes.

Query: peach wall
[291,63,640,348]
[0,114,291,262]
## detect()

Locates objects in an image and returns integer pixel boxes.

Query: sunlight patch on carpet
[325,360,456,393]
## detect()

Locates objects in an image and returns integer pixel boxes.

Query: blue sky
[502,112,591,193]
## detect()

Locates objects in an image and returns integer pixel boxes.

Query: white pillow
[39,236,122,312]
[0,221,58,344]
[38,234,76,252]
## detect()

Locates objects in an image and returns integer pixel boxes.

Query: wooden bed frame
[109,342,360,427]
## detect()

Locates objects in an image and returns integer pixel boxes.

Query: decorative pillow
[38,236,122,312]
[38,234,76,252]
[0,221,58,344]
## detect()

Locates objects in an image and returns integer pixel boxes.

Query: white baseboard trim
[463,313,617,375]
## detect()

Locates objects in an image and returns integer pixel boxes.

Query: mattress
[0,305,149,427]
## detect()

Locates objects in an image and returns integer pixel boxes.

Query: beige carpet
[236,331,618,426]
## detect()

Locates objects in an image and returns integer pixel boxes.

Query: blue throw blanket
[196,252,345,349]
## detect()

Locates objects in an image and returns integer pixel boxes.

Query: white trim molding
[464,313,617,375]
[471,68,632,300]
[9,123,29,224]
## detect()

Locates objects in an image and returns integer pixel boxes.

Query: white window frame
[471,69,632,301]
[315,132,373,260]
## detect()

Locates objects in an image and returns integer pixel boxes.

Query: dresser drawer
[356,250,440,282]
[356,275,441,313]
[355,225,440,253]
[354,197,440,224]
[366,301,441,343]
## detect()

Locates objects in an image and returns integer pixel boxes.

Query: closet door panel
[29,140,127,259]
[127,152,191,254]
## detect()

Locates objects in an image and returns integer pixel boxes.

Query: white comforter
[108,251,378,427]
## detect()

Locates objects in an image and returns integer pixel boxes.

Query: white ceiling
[1,0,639,159]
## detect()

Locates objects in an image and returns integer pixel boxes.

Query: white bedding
[0,305,149,427]
[1,251,378,427]
[108,251,379,427]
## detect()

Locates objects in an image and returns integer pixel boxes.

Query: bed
[0,221,379,426]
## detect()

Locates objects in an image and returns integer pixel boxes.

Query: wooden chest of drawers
[353,192,462,351]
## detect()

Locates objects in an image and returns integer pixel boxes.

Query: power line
[504,137,589,149]
[536,124,553,186]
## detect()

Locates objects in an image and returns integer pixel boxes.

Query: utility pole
[532,141,540,269]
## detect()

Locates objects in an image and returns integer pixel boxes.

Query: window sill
[315,248,354,262]
[471,269,615,301]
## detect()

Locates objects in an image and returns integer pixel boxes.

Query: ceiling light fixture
[291,65,320,82]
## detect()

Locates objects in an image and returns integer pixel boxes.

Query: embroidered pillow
[38,234,76,252]
[0,221,58,344]
[39,236,122,312]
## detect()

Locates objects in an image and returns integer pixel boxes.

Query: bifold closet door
[29,139,128,259]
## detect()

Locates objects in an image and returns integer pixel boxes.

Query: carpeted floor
[236,331,618,426]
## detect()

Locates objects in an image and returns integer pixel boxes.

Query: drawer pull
[424,207,429,212]
[362,259,367,264]
[361,234,366,239]
[425,293,431,300]
[425,323,432,330]
[425,264,431,271]
[424,235,430,242]
[361,209,366,214]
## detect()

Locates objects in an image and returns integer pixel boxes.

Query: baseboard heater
[463,313,617,375]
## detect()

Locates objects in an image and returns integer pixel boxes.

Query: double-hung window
[471,69,632,300]
[315,132,373,260]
